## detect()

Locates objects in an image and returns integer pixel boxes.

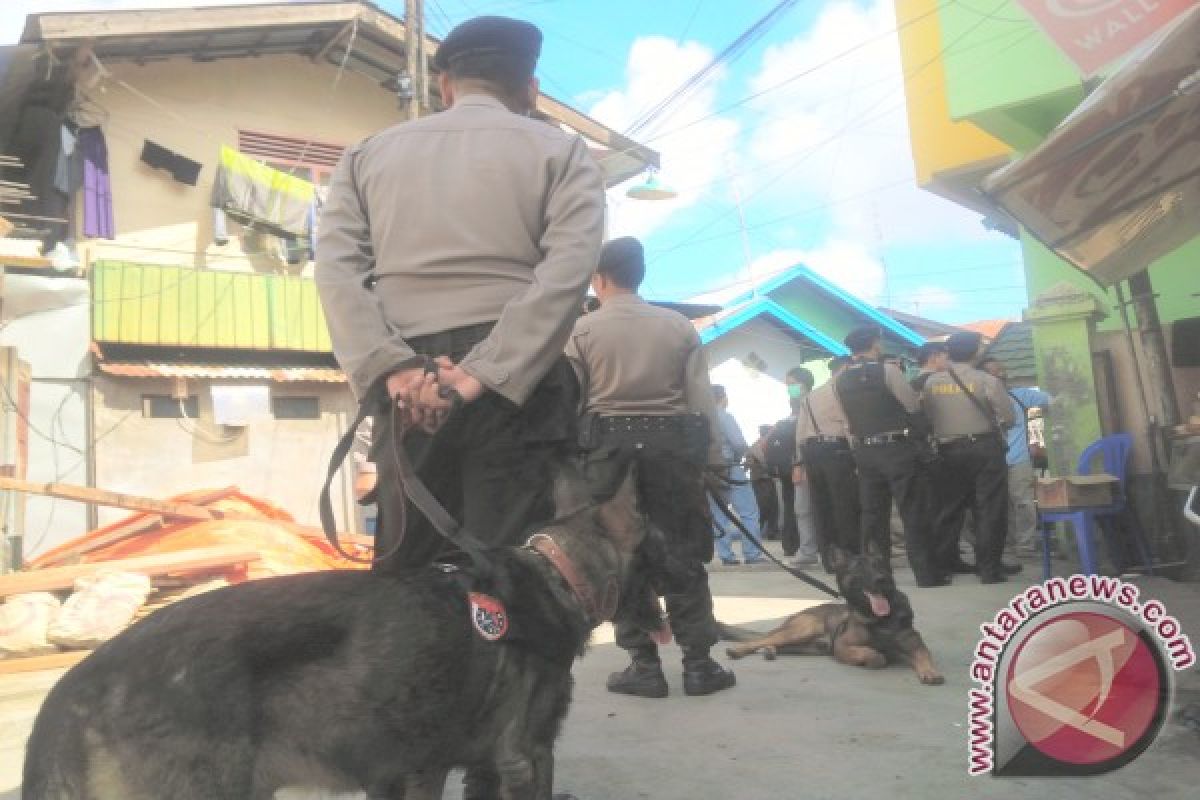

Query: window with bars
[237,130,345,189]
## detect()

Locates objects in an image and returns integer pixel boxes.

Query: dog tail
[22,685,89,800]
[716,621,763,642]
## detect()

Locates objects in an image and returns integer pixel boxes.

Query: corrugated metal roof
[98,362,346,383]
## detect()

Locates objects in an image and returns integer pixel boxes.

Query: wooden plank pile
[0,480,365,674]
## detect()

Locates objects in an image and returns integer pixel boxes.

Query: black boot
[682,650,736,696]
[606,655,668,699]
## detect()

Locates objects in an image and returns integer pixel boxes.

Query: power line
[647,0,1021,259]
[625,0,804,136]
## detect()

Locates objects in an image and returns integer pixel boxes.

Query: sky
[0,0,1029,325]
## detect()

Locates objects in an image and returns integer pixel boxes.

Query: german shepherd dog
[721,548,944,685]
[23,469,663,800]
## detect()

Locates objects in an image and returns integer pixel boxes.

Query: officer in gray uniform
[835,326,944,586]
[316,16,604,573]
[566,236,736,699]
[795,355,860,563]
[922,332,1018,583]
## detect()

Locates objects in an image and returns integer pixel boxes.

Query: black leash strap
[319,362,490,568]
[704,481,840,599]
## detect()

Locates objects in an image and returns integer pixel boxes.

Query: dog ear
[553,458,593,518]
[829,545,850,571]
[596,462,645,554]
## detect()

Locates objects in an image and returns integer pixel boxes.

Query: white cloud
[588,36,740,240]
[900,285,959,314]
[1,1,288,46]
[742,0,1001,247]
[691,240,886,305]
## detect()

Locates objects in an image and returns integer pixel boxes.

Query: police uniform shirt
[794,380,850,455]
[921,363,1016,439]
[565,294,723,464]
[316,93,605,403]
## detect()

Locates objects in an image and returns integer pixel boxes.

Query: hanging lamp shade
[626,172,678,201]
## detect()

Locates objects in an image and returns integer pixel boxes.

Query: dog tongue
[650,623,673,645]
[867,592,891,617]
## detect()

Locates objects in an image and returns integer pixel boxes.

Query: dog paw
[919,672,945,686]
[864,654,887,669]
[725,647,744,660]
[762,647,777,661]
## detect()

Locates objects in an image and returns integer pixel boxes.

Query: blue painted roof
[696,263,925,349]
[697,297,849,354]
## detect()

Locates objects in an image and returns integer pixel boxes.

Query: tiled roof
[959,318,1014,340]
[982,321,1037,385]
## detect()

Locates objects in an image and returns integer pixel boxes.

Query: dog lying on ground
[720,547,944,685]
[23,468,663,800]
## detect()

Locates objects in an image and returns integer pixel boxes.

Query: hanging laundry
[210,145,315,241]
[140,139,202,186]
[79,127,114,239]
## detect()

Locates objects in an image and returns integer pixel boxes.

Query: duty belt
[597,414,704,435]
[857,431,908,446]
[938,432,1002,446]
[804,435,850,447]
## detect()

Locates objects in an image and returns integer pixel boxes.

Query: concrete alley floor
[2,549,1198,799]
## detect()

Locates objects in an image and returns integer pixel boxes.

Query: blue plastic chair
[1037,433,1155,579]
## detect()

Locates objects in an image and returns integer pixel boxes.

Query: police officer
[922,332,1019,583]
[316,16,604,572]
[566,236,736,699]
[794,356,860,564]
[910,341,949,392]
[835,326,944,586]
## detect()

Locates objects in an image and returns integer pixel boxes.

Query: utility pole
[404,0,426,120]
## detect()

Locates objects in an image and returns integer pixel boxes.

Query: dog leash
[319,358,491,569]
[704,478,840,599]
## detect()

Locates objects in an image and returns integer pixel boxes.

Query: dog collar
[527,533,618,626]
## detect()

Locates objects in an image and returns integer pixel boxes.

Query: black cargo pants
[931,436,1009,578]
[852,440,938,582]
[583,436,718,662]
[801,440,861,556]
[369,323,578,574]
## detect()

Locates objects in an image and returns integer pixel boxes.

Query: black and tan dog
[23,469,664,800]
[721,548,944,685]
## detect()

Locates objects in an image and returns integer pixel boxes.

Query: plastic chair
[1037,433,1155,579]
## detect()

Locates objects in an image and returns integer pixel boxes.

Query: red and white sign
[1016,0,1197,75]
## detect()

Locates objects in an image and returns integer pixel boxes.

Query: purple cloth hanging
[79,127,114,239]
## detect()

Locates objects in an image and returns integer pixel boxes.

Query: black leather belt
[597,414,702,434]
[804,435,850,447]
[858,432,908,446]
[938,433,1001,446]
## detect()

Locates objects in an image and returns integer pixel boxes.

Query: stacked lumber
[0,481,370,673]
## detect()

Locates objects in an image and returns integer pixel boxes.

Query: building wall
[90,376,360,534]
[938,0,1083,148]
[704,319,828,442]
[0,275,92,558]
[894,0,1011,186]
[80,54,402,275]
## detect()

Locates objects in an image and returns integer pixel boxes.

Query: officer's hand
[434,357,486,404]
[791,465,807,485]
[386,367,434,409]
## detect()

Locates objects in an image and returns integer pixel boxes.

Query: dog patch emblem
[469,592,509,641]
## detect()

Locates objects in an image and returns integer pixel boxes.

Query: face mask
[787,384,805,399]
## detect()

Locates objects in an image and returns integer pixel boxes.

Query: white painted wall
[702,318,828,443]
[0,275,92,557]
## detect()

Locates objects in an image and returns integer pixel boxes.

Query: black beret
[597,236,644,274]
[433,16,542,72]
[946,331,984,361]
[843,325,882,354]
